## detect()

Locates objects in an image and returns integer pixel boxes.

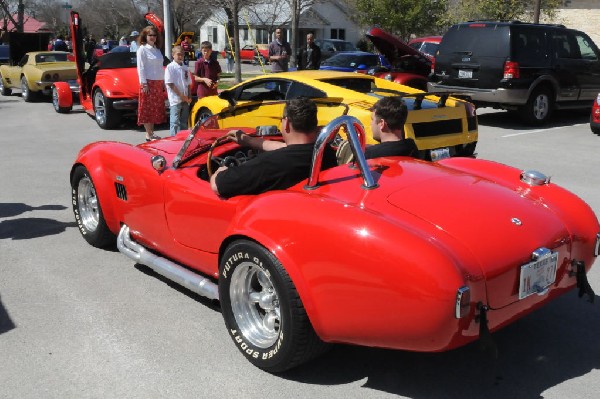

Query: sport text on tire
[196,107,213,124]
[520,87,553,125]
[93,88,121,129]
[71,165,116,248]
[0,75,11,96]
[219,240,328,372]
[21,76,33,102]
[52,86,71,113]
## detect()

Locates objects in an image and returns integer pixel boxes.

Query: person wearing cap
[129,30,139,52]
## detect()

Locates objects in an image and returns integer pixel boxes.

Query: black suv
[428,21,600,124]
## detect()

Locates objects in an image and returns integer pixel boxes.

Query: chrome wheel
[230,261,280,348]
[93,90,107,126]
[21,76,31,101]
[77,176,99,233]
[197,108,213,123]
[532,93,549,121]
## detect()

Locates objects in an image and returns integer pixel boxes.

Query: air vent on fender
[115,182,127,201]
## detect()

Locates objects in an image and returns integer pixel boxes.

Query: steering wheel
[207,134,232,178]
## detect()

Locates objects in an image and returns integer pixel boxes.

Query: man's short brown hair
[283,98,318,133]
[372,96,408,131]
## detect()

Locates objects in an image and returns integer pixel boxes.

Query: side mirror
[219,90,237,107]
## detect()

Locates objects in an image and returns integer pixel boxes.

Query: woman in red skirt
[136,26,165,141]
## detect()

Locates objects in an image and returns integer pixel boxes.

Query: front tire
[0,74,11,96]
[219,240,328,372]
[519,87,553,125]
[52,86,71,113]
[93,88,121,129]
[71,166,115,248]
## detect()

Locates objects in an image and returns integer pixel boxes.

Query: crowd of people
[45,26,413,199]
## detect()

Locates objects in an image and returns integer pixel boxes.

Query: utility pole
[290,0,298,68]
[163,0,172,59]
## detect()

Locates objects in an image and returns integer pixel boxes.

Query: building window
[331,29,345,40]
[240,28,248,41]
[256,29,269,44]
[208,26,218,44]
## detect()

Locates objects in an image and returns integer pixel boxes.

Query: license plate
[518,251,558,299]
[430,147,450,161]
[458,69,473,79]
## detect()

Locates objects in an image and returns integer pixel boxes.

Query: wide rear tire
[52,86,72,113]
[93,88,121,129]
[71,166,115,248]
[219,239,328,372]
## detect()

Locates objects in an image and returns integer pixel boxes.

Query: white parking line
[502,123,588,137]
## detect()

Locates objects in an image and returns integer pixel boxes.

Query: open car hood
[365,27,431,70]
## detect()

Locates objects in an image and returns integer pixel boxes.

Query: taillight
[503,61,520,79]
[455,286,471,319]
[464,101,476,118]
[431,57,436,74]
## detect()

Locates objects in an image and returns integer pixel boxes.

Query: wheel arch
[527,75,558,101]
[70,158,122,235]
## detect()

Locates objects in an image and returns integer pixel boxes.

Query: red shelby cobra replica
[53,11,166,129]
[71,104,600,372]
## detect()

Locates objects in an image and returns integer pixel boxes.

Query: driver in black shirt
[210,97,338,198]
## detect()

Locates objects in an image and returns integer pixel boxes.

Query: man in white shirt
[164,46,192,136]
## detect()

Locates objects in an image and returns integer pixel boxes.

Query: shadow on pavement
[0,217,77,240]
[0,295,15,335]
[281,292,600,398]
[0,203,66,218]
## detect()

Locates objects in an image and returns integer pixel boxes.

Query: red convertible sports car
[53,11,166,129]
[71,101,600,372]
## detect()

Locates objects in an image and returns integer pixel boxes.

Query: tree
[443,0,561,27]
[351,0,448,41]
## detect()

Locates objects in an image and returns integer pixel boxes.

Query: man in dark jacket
[297,33,321,70]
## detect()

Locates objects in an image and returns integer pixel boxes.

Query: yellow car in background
[189,70,478,159]
[0,51,77,102]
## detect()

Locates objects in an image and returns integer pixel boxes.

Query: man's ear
[282,117,291,133]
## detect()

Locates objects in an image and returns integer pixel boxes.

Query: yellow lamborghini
[189,70,478,159]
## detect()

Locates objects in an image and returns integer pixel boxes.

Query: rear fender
[53,81,73,108]
[224,193,484,347]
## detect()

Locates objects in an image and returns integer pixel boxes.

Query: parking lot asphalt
[1,87,600,399]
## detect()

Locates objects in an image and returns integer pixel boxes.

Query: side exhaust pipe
[117,225,219,300]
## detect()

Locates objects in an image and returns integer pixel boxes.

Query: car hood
[365,27,431,69]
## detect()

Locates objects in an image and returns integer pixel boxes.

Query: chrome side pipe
[117,225,219,300]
